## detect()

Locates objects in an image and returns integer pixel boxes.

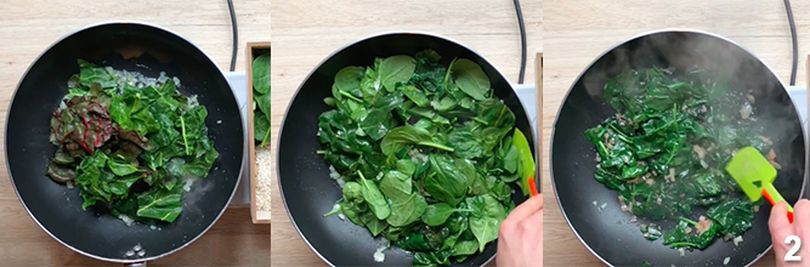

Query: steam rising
[582,31,802,175]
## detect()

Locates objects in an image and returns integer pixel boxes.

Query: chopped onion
[733,236,744,246]
[373,246,387,262]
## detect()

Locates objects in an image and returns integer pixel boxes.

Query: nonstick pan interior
[277,32,535,266]
[551,30,806,266]
[5,22,244,263]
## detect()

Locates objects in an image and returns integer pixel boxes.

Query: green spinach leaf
[379,55,416,91]
[586,66,765,250]
[316,51,529,266]
[48,59,220,224]
[381,125,454,155]
[421,203,455,226]
[357,171,391,220]
[467,195,506,252]
[253,54,271,95]
[450,59,489,101]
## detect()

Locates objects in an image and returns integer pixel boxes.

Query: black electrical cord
[784,0,798,86]
[227,0,238,72]
[513,0,527,84]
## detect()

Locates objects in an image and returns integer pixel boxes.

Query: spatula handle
[528,176,538,197]
[762,183,795,223]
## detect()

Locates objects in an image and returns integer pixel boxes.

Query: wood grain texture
[542,1,809,266]
[0,0,270,265]
[537,53,543,184]
[269,0,542,265]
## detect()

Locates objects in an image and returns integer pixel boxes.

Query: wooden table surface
[0,1,270,265]
[542,1,810,266]
[268,0,542,265]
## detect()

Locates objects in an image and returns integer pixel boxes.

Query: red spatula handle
[761,187,795,223]
[528,176,538,197]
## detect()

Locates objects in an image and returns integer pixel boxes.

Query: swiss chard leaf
[136,183,183,223]
[78,59,117,89]
[75,152,141,207]
[50,59,220,225]
[107,156,139,176]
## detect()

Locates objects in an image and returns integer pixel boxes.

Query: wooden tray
[247,42,272,224]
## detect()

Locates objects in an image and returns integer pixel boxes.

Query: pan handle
[126,262,146,267]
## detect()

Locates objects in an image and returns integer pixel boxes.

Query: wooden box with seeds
[247,42,272,223]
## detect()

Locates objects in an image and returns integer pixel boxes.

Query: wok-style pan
[277,32,536,266]
[5,22,244,264]
[551,30,806,266]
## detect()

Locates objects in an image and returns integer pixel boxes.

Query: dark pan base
[278,32,535,266]
[5,23,243,262]
[551,31,806,266]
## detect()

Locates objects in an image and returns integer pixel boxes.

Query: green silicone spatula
[725,146,794,223]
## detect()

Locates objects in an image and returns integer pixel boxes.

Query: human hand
[497,194,543,267]
[770,199,810,267]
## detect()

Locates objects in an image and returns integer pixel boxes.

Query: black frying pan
[551,30,807,266]
[277,32,535,266]
[5,22,244,264]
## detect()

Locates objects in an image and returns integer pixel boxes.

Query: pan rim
[275,30,534,267]
[548,28,808,267]
[3,20,245,264]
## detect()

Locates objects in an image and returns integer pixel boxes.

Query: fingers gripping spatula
[725,146,794,223]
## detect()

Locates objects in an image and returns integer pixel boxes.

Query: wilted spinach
[318,50,533,265]
[585,67,764,250]
[253,52,271,147]
[47,59,219,224]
